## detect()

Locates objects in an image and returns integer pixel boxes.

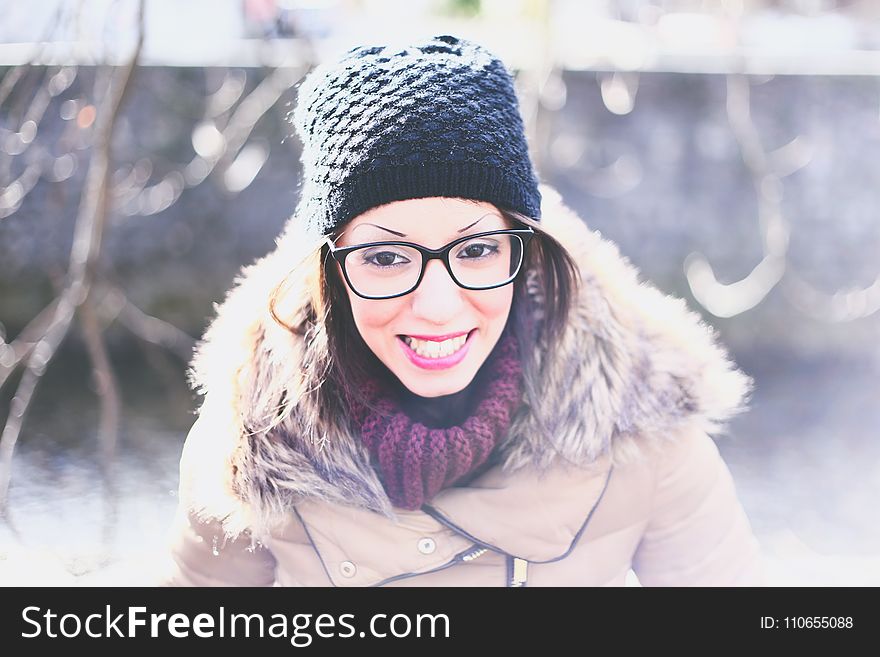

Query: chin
[399,372,474,398]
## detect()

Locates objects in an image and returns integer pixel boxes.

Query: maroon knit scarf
[344,328,524,510]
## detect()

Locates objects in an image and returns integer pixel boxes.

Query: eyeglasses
[325,227,535,300]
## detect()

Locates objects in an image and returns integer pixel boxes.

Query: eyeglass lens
[344,234,525,298]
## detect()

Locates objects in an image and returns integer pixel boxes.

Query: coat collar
[293,454,614,586]
[184,184,752,540]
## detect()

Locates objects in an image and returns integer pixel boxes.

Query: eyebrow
[351,213,498,239]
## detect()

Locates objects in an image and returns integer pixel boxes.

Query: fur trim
[184,184,753,538]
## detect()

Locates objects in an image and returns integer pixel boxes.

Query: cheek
[347,295,402,340]
[338,264,396,337]
[349,288,514,330]
[471,286,514,321]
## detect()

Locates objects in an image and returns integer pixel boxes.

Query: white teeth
[403,333,469,358]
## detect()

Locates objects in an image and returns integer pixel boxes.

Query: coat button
[417,537,436,554]
[340,561,357,578]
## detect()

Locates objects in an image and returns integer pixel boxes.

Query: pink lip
[397,329,476,371]
[402,330,471,342]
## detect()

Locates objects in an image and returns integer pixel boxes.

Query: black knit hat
[289,34,542,238]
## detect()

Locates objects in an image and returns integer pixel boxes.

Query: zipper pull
[508,556,529,587]
[459,546,489,562]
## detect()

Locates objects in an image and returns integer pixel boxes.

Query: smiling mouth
[397,329,476,359]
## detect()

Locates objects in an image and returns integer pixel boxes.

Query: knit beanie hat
[289,34,542,238]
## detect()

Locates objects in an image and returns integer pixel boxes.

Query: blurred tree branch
[110,64,303,216]
[684,73,880,321]
[0,3,314,575]
[0,0,145,531]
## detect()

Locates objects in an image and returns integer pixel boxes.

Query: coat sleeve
[631,423,766,586]
[157,416,278,587]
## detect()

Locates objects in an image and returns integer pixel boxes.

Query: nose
[409,259,466,322]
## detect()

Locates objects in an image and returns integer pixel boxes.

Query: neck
[389,376,481,429]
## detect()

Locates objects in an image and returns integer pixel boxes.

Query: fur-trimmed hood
[182,185,752,538]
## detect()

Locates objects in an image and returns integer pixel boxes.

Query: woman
[161,35,764,586]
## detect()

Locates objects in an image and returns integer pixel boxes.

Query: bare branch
[78,289,121,555]
[0,0,146,512]
[0,298,62,392]
[219,65,304,169]
[205,68,247,119]
[0,66,28,108]
[685,74,789,318]
[114,62,309,215]
[782,271,880,323]
[79,292,121,470]
[685,73,879,321]
[0,291,77,511]
[112,291,196,361]
[0,162,42,219]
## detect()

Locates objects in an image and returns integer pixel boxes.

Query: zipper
[371,543,490,586]
[423,504,530,586]
[460,546,489,562]
[507,555,529,587]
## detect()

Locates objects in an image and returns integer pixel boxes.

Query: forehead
[338,197,508,246]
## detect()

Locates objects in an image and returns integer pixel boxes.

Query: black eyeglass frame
[325,227,536,300]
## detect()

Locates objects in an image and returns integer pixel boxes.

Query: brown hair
[268,203,581,428]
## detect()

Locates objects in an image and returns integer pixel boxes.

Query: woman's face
[334,197,514,398]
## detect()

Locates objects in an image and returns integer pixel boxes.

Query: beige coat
[160,186,765,587]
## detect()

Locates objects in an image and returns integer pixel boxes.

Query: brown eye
[360,249,411,269]
[457,242,498,260]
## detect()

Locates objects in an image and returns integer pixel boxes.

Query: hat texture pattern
[289,34,542,236]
